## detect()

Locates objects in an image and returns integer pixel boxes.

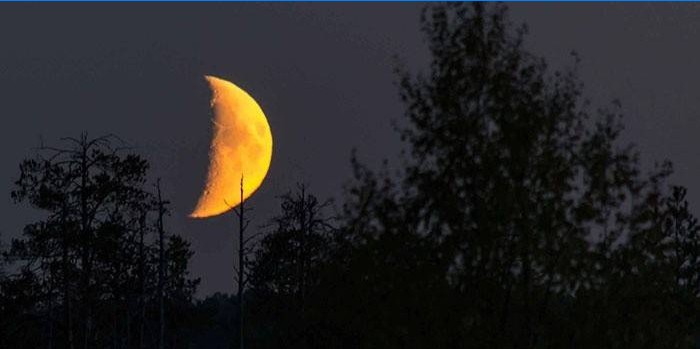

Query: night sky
[2,3,699,296]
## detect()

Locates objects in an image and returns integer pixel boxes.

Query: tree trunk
[79,139,92,349]
[62,207,74,349]
[298,186,307,320]
[47,276,54,349]
[138,213,146,349]
[157,180,166,349]
[237,176,245,349]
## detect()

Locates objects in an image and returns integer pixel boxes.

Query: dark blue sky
[1,3,699,296]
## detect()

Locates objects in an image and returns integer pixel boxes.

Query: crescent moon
[189,75,273,219]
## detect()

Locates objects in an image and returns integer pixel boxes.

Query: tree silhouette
[7,134,199,349]
[156,179,166,349]
[329,3,700,348]
[3,4,700,349]
[247,184,334,349]
[229,176,258,349]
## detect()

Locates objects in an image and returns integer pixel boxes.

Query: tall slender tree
[231,176,255,349]
[156,179,167,349]
[9,134,199,348]
[247,184,335,349]
[10,134,147,348]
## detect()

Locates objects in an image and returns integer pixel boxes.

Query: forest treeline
[3,3,700,348]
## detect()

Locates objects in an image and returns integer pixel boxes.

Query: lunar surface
[190,75,273,218]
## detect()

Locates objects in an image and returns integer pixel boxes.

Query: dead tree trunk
[298,185,306,319]
[61,205,74,349]
[237,177,245,349]
[78,136,93,349]
[157,179,166,349]
[233,176,251,349]
[138,213,147,349]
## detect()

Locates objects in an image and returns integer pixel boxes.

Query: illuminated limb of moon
[190,75,273,218]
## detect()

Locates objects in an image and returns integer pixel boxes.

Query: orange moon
[190,75,273,219]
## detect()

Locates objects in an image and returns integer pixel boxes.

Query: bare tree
[156,179,167,349]
[231,176,258,349]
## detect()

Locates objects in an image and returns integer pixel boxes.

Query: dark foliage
[1,134,199,349]
[238,3,700,349]
[246,184,335,349]
[2,3,700,349]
